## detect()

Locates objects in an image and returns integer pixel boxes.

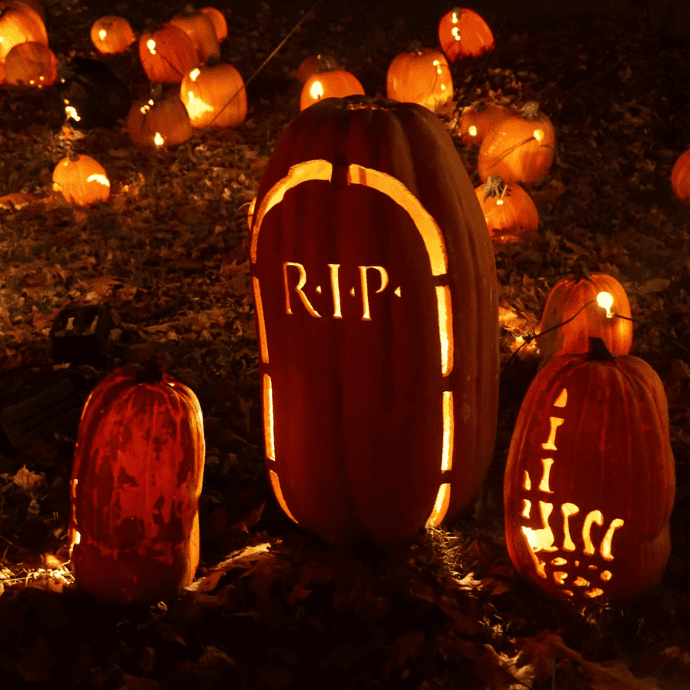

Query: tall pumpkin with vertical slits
[69,364,205,604]
[504,338,675,602]
[249,96,499,547]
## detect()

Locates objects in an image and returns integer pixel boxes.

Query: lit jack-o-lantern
[52,154,110,206]
[386,45,453,114]
[536,272,633,364]
[90,15,135,55]
[0,0,48,63]
[127,84,194,147]
[671,149,690,203]
[3,40,56,87]
[250,96,499,547]
[438,7,493,62]
[456,100,509,146]
[69,363,206,604]
[504,337,675,602]
[299,57,364,111]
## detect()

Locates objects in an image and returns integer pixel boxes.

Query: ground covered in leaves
[0,0,689,687]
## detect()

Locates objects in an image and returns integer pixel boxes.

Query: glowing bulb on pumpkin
[310,80,324,101]
[146,39,156,55]
[596,291,614,318]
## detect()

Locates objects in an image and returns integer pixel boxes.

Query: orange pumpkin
[90,15,136,54]
[14,0,43,20]
[299,57,364,111]
[127,85,194,147]
[52,154,110,206]
[671,149,690,203]
[438,7,493,62]
[69,363,205,604]
[0,0,48,63]
[170,6,220,64]
[536,272,633,364]
[504,338,675,602]
[180,60,247,128]
[475,174,538,244]
[138,23,199,83]
[478,101,556,184]
[3,39,55,87]
[199,6,227,43]
[456,100,510,146]
[386,45,453,114]
[296,53,343,84]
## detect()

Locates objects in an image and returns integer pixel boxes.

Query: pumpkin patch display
[250,96,499,547]
[536,272,633,364]
[456,100,509,146]
[170,6,220,64]
[671,148,690,203]
[3,40,56,87]
[0,0,48,63]
[180,59,247,128]
[478,101,555,184]
[299,57,364,111]
[69,364,206,604]
[475,174,539,244]
[438,7,493,62]
[127,84,194,147]
[90,15,136,55]
[52,154,110,206]
[139,23,199,83]
[385,45,453,114]
[504,337,675,602]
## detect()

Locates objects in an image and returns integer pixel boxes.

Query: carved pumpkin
[296,53,343,84]
[504,337,675,602]
[250,96,499,547]
[180,59,247,128]
[475,174,539,244]
[0,0,47,63]
[438,7,493,62]
[90,15,136,55]
[456,100,509,146]
[3,40,56,87]
[536,272,633,364]
[69,363,205,604]
[170,6,220,64]
[199,6,227,43]
[478,101,556,184]
[139,23,199,83]
[52,154,110,206]
[127,84,194,147]
[299,58,365,111]
[386,45,453,114]
[671,149,690,203]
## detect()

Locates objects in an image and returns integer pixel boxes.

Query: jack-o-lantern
[0,0,47,63]
[199,6,227,43]
[52,154,110,206]
[180,59,247,128]
[456,100,509,146]
[475,174,539,244]
[478,101,555,184]
[69,363,205,604]
[504,337,675,602]
[299,57,365,111]
[250,96,499,547]
[139,23,199,83]
[386,45,453,114]
[3,40,56,87]
[536,272,633,364]
[127,84,194,147]
[170,6,220,64]
[90,15,136,55]
[671,149,690,203]
[438,7,493,62]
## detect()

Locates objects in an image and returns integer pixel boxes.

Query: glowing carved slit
[538,458,554,493]
[521,499,531,518]
[582,510,604,555]
[441,391,454,471]
[359,266,388,321]
[541,416,564,451]
[601,518,624,560]
[328,264,342,318]
[523,471,531,491]
[262,374,275,461]
[553,571,568,585]
[268,470,297,523]
[585,588,604,598]
[561,503,579,551]
[436,285,453,376]
[426,482,450,528]
[553,388,567,407]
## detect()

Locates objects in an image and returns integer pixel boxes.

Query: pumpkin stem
[473,100,488,113]
[520,101,540,120]
[408,40,424,55]
[587,337,616,362]
[149,82,164,102]
[482,174,510,203]
[317,55,339,72]
[136,357,167,384]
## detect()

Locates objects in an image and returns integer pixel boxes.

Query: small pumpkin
[475,174,539,244]
[438,7,493,62]
[386,44,453,114]
[299,56,365,111]
[199,6,227,43]
[478,101,556,184]
[536,272,633,364]
[52,154,110,206]
[56,57,132,130]
[139,23,200,83]
[456,100,509,146]
[170,5,220,64]
[127,84,194,147]
[90,15,136,55]
[180,59,247,128]
[504,337,675,602]
[670,149,690,203]
[0,0,48,63]
[296,53,343,85]
[3,40,56,87]
[69,363,206,604]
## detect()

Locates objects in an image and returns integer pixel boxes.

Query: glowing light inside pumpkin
[154,132,164,146]
[468,125,477,137]
[596,291,614,318]
[269,469,298,522]
[98,29,107,41]
[441,391,454,471]
[496,198,503,205]
[309,80,324,101]
[436,285,453,376]
[252,276,269,363]
[425,482,451,528]
[87,174,110,187]
[65,104,81,121]
[147,39,157,55]
[189,68,201,81]
[184,90,215,119]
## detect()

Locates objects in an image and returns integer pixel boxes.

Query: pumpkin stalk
[586,336,617,362]
[482,174,511,203]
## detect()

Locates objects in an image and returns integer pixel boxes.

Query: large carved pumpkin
[250,96,499,547]
[69,364,205,604]
[504,338,675,602]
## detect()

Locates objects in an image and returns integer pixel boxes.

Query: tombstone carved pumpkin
[250,96,499,547]
[504,338,675,602]
[69,363,205,604]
